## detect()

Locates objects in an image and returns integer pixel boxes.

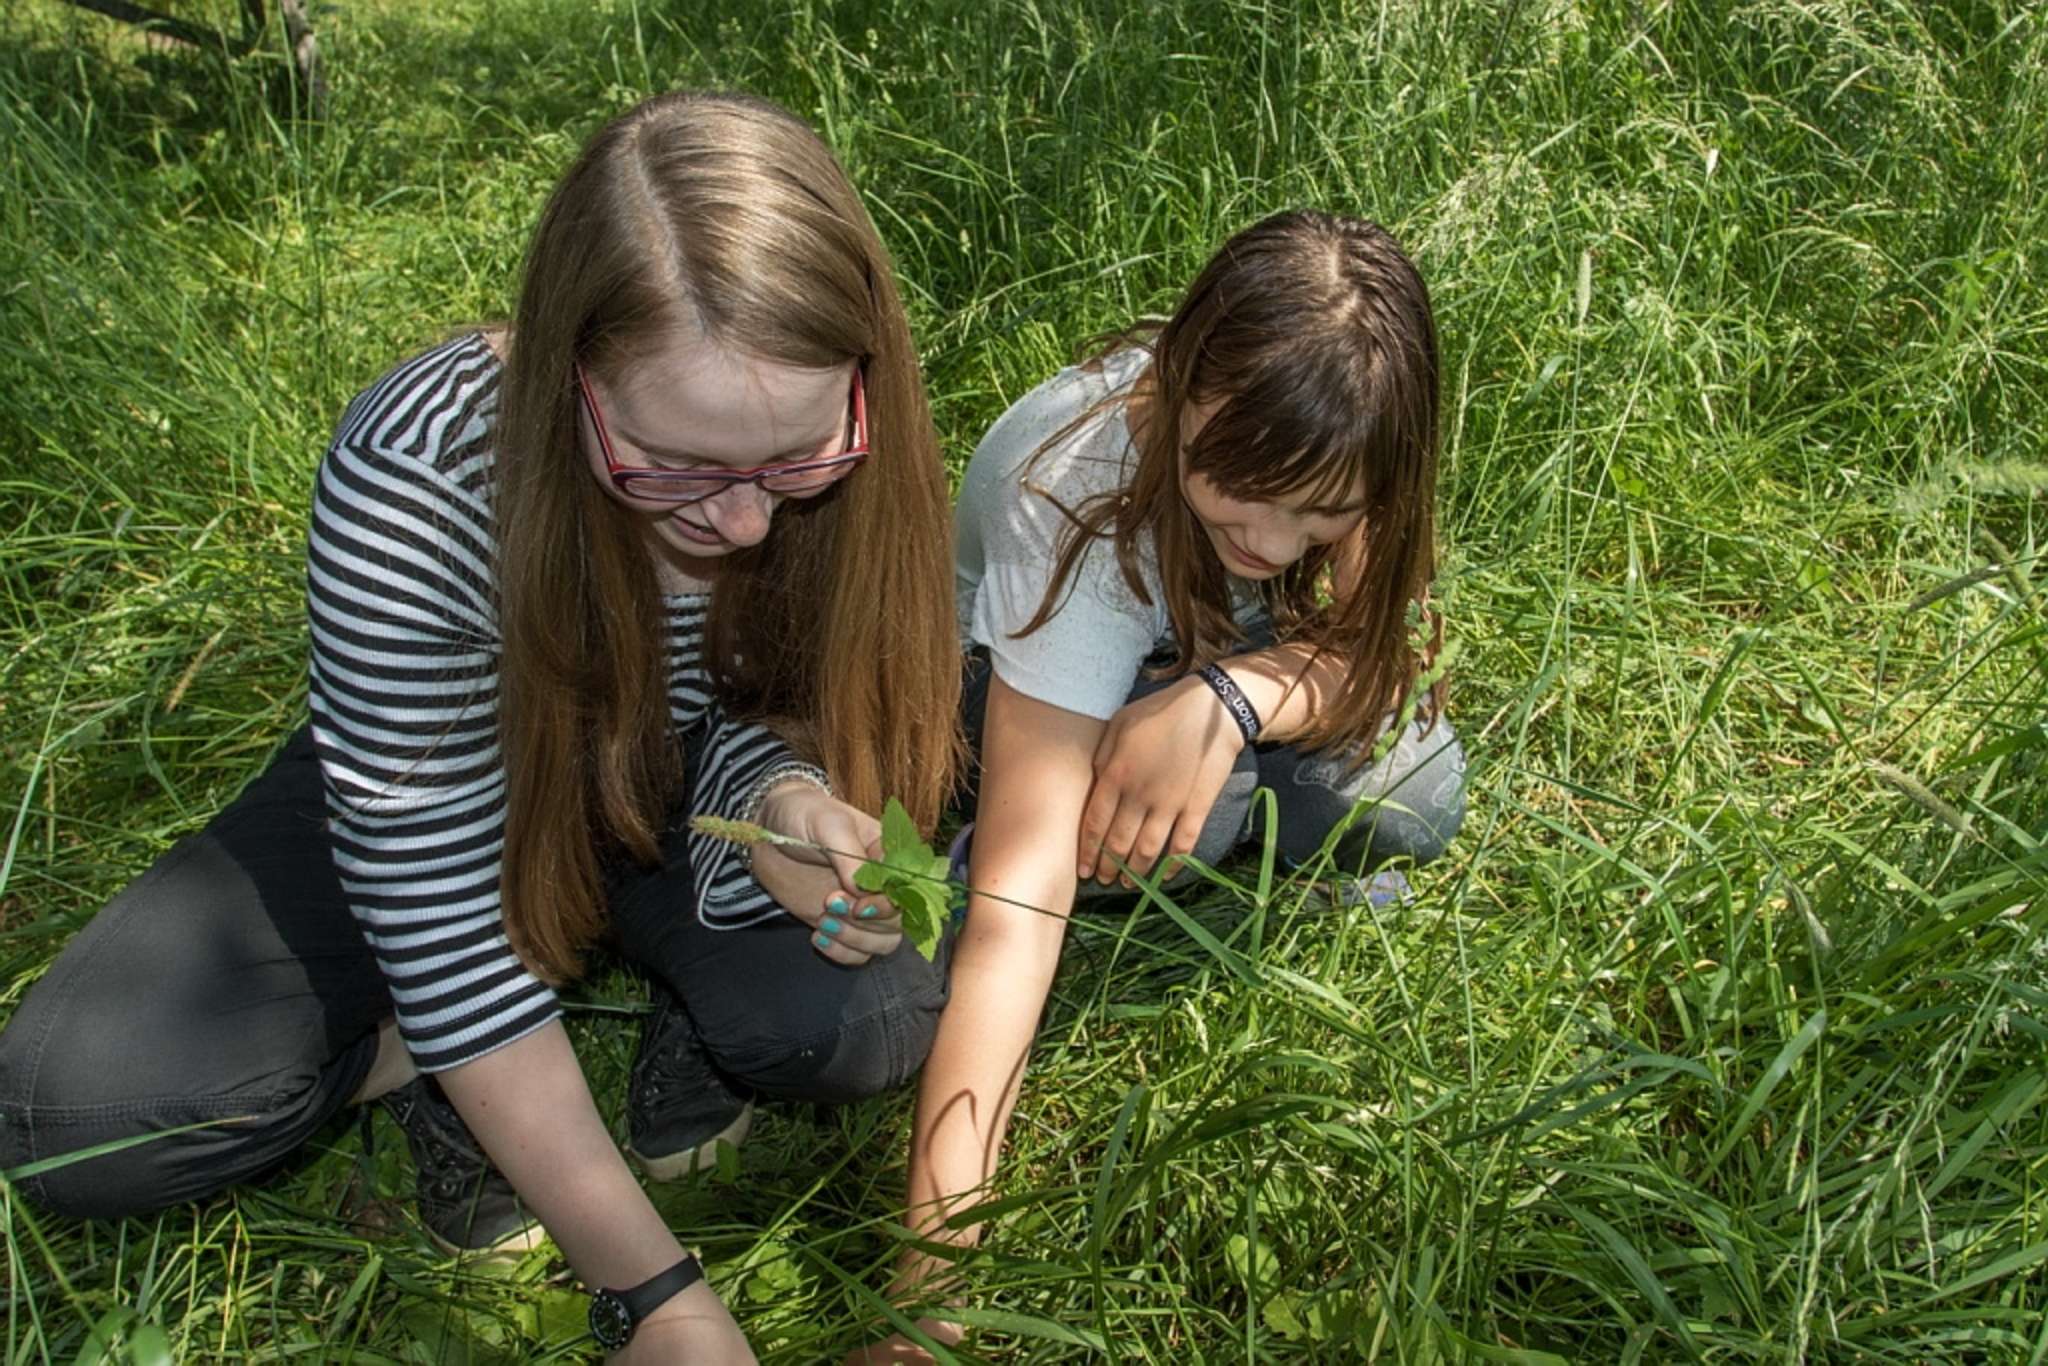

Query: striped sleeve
[662,599,819,930]
[305,355,559,1073]
[684,702,822,929]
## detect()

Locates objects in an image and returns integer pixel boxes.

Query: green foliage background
[2,0,2044,1360]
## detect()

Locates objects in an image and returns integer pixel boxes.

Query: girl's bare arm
[1204,638,1353,742]
[892,674,1102,1303]
[438,1022,756,1363]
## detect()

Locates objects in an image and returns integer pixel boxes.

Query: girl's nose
[1247,530,1307,569]
[696,481,776,547]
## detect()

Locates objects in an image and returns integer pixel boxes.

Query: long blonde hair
[1022,210,1443,759]
[493,91,961,982]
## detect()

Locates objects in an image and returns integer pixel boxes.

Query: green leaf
[522,1290,590,1346]
[1262,1291,1351,1343]
[746,1239,805,1303]
[852,798,956,961]
[900,894,947,960]
[1225,1232,1279,1285]
[1263,1292,1308,1340]
[127,1324,174,1366]
[880,796,923,864]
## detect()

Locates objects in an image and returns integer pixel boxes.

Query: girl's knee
[701,945,947,1103]
[1271,720,1468,871]
[2,1098,231,1220]
[0,978,373,1220]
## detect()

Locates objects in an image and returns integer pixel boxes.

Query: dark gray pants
[0,729,949,1219]
[958,646,1467,883]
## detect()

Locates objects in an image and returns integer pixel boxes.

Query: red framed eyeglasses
[575,363,869,505]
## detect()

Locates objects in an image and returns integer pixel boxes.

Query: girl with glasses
[851,211,1468,1361]
[0,91,962,1362]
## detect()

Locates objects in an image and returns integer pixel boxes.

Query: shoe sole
[424,1216,550,1263]
[630,1101,755,1182]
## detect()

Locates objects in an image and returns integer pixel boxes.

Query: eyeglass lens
[615,459,855,501]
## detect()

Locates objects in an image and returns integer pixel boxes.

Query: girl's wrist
[757,776,834,838]
[1191,664,1261,746]
[741,763,832,833]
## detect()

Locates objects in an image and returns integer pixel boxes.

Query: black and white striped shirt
[306,334,802,1072]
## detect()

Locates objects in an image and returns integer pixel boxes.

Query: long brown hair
[1022,210,1442,759]
[493,91,961,982]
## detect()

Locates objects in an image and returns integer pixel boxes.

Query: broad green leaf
[1225,1232,1279,1284]
[879,796,923,865]
[127,1324,174,1366]
[851,797,958,961]
[746,1241,804,1303]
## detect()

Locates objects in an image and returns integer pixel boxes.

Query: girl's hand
[1079,674,1247,886]
[755,784,904,965]
[610,1280,757,1364]
[839,1319,964,1365]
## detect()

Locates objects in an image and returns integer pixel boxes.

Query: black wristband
[589,1253,704,1351]
[1195,663,1261,744]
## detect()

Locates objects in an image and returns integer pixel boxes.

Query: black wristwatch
[588,1254,704,1351]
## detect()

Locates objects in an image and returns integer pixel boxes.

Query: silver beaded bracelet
[734,762,833,872]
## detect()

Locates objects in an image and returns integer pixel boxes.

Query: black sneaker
[379,1076,546,1258]
[627,983,754,1181]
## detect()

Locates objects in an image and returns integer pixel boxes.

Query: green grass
[4,0,2045,1359]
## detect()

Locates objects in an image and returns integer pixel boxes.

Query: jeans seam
[875,958,908,1087]
[5,1091,299,1125]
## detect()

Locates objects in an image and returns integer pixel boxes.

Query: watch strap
[591,1253,703,1349]
[621,1252,704,1320]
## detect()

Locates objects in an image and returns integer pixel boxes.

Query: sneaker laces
[381,1076,492,1206]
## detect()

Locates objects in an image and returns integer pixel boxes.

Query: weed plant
[2,0,2044,1360]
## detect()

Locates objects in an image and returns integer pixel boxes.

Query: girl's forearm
[897,900,1067,1294]
[893,673,1102,1299]
[896,780,1087,1289]
[435,1020,687,1289]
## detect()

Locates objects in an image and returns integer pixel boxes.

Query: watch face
[589,1290,634,1350]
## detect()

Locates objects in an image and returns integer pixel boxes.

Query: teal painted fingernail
[821,917,842,935]
[814,933,832,950]
[827,894,850,914]
[857,905,879,919]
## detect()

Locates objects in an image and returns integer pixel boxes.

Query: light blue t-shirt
[954,347,1263,720]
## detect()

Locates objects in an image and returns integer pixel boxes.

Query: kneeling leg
[0,733,387,1217]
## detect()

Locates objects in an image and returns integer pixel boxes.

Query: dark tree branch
[65,0,259,56]
[65,0,327,116]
